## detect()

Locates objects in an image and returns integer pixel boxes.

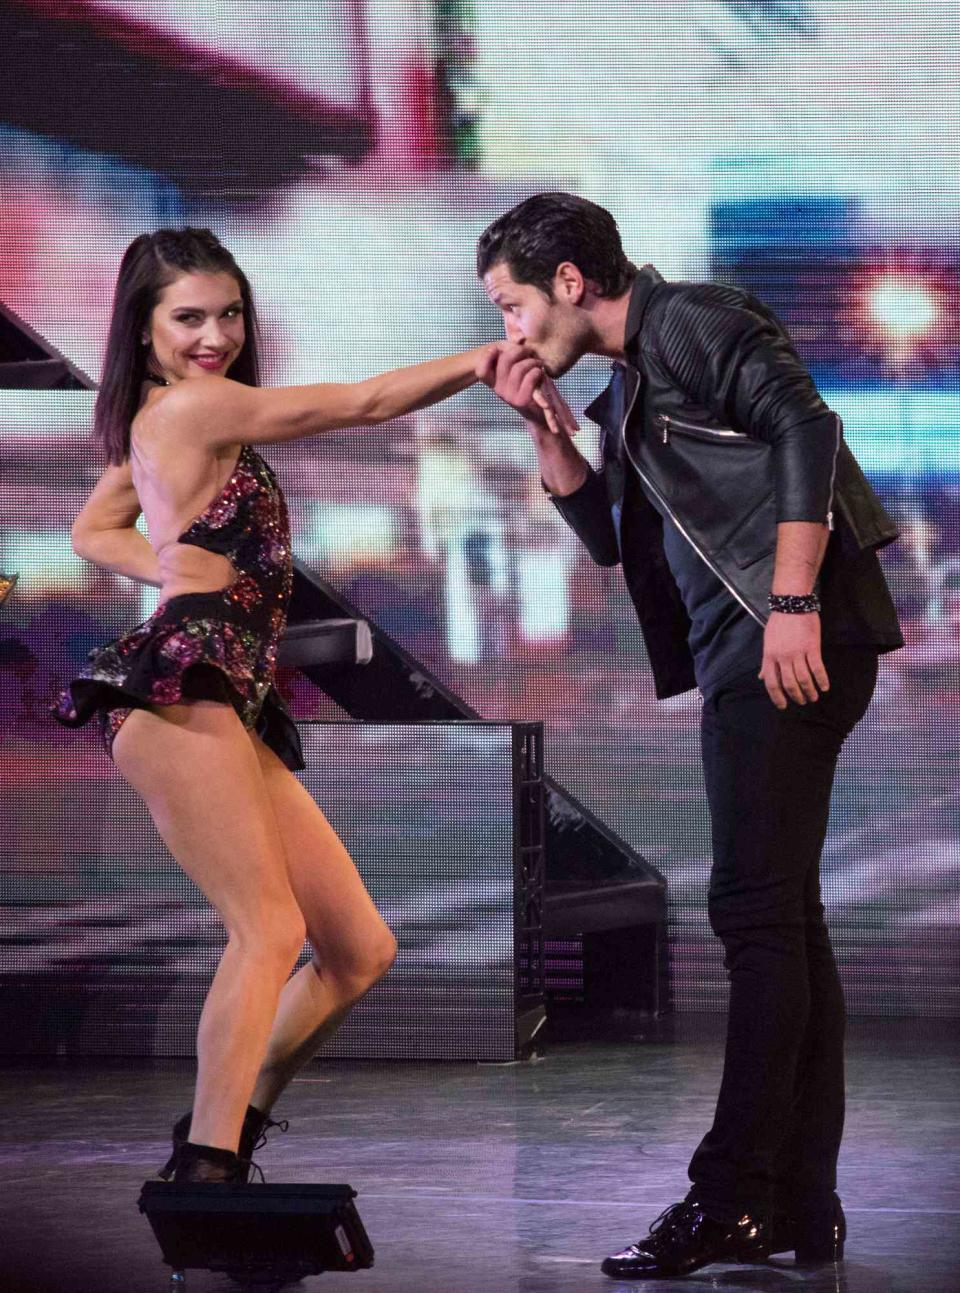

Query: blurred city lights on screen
[308,504,397,566]
[848,256,959,380]
[2,533,83,593]
[868,277,938,339]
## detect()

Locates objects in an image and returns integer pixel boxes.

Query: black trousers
[687,646,879,1222]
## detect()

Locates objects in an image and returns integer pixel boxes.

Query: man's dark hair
[476,192,637,298]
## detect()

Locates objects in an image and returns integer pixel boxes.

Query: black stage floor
[2,1017,958,1293]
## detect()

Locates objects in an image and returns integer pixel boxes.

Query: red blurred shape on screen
[11,0,373,129]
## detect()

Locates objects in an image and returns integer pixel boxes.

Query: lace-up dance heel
[158,1105,289,1183]
[171,1142,247,1184]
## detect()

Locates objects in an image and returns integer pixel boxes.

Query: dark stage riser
[286,562,669,1024]
[138,1181,375,1283]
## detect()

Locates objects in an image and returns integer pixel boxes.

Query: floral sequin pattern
[53,445,298,762]
[159,629,206,669]
[99,705,134,754]
[224,573,262,612]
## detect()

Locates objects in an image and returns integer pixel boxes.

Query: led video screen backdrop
[1,722,526,1060]
[1,1,958,1023]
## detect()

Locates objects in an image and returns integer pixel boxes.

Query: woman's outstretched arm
[151,343,542,447]
[71,460,162,586]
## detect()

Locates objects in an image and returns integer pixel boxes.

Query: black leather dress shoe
[601,1199,770,1279]
[770,1192,845,1263]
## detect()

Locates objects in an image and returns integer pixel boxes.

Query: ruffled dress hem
[55,664,304,773]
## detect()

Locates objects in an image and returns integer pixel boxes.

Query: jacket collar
[624,264,663,356]
[583,266,662,427]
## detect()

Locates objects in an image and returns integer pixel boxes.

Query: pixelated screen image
[1,1,958,1040]
[0,722,521,1060]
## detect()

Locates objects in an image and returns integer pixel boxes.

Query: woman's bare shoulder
[137,376,253,449]
[131,389,220,479]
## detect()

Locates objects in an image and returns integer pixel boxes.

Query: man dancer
[476,193,902,1279]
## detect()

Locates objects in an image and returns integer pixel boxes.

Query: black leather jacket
[551,267,903,698]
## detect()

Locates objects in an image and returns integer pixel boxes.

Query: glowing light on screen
[845,254,960,385]
[868,277,939,340]
[517,551,569,645]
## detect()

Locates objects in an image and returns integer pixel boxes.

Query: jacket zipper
[658,413,748,445]
[660,412,837,532]
[825,413,839,531]
[617,369,765,626]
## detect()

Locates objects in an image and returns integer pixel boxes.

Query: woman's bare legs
[113,701,307,1152]
[247,735,398,1113]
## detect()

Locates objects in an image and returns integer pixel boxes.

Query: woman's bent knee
[351,930,398,994]
[230,915,307,977]
[315,926,397,999]
[373,929,399,980]
[351,925,397,988]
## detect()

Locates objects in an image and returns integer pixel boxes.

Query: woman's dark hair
[94,227,260,463]
[476,192,637,299]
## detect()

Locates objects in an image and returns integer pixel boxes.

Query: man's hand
[476,343,579,438]
[759,612,830,709]
[531,379,579,439]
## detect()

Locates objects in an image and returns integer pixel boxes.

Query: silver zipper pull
[659,416,669,444]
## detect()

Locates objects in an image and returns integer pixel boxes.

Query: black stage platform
[2,1017,958,1293]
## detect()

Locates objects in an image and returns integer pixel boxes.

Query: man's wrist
[525,412,554,439]
[541,464,590,498]
[768,592,821,615]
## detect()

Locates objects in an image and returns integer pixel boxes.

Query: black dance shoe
[601,1199,770,1279]
[172,1141,246,1183]
[158,1105,288,1182]
[770,1192,845,1263]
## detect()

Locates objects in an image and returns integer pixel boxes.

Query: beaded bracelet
[768,592,821,614]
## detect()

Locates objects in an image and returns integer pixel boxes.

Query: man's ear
[553,261,586,305]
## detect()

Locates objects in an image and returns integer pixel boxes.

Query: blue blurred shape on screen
[712,189,960,477]
[821,390,960,479]
[713,194,855,248]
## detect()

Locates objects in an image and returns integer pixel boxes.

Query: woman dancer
[54,227,558,1183]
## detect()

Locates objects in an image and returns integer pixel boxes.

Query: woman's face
[145,270,246,383]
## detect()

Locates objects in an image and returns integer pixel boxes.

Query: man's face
[482,261,588,378]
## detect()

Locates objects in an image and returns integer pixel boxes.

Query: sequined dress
[52,445,304,771]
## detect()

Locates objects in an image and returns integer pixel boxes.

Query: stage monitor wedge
[138,1181,374,1284]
